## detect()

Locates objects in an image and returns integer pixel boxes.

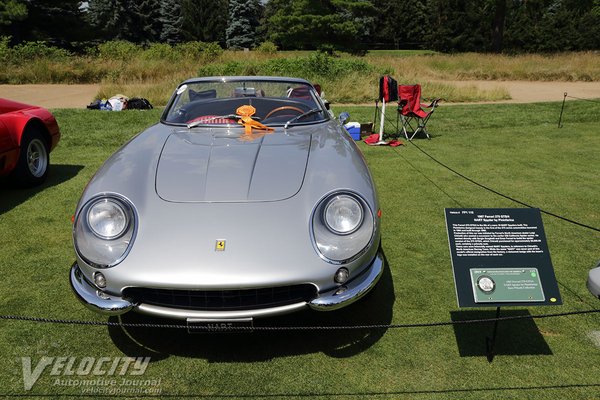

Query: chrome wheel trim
[27,138,48,178]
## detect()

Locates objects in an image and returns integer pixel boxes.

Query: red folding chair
[397,85,440,140]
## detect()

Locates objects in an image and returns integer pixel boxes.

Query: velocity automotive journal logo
[21,356,161,394]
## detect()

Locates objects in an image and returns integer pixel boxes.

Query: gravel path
[441,80,600,104]
[0,84,100,108]
[1,81,599,108]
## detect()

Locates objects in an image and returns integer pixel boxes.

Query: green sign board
[470,268,546,303]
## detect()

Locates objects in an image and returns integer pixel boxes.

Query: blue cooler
[344,123,361,140]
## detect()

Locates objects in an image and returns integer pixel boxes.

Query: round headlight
[74,194,137,268]
[312,192,375,263]
[87,199,129,239]
[324,195,363,234]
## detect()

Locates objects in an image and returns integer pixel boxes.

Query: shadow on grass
[0,164,84,214]
[450,309,552,357]
[108,252,395,361]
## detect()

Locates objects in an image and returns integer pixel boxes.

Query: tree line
[0,0,598,53]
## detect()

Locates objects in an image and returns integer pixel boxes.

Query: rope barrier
[558,92,600,127]
[565,95,600,104]
[0,309,598,330]
[406,140,600,233]
[391,146,463,207]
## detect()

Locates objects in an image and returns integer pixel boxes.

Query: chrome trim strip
[309,251,384,311]
[69,263,136,316]
[135,301,307,320]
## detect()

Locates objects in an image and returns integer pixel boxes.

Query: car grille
[123,285,318,311]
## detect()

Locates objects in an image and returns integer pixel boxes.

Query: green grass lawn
[0,100,599,398]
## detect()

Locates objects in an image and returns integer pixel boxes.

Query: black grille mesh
[124,285,317,311]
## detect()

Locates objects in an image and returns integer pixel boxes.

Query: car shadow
[0,164,84,215]
[108,251,395,362]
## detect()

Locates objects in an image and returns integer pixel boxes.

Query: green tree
[181,0,227,44]
[541,0,599,51]
[137,0,162,44]
[0,0,26,26]
[491,0,507,52]
[2,0,87,46]
[578,1,600,50]
[425,0,493,52]
[226,0,262,49]
[160,0,183,44]
[503,0,599,52]
[264,0,375,53]
[88,0,165,44]
[88,0,138,42]
[370,0,429,49]
[0,0,27,43]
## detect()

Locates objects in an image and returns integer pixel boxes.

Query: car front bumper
[69,251,384,320]
[70,265,138,315]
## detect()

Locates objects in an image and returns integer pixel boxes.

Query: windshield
[162,78,328,127]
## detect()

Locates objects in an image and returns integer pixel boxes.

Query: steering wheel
[264,106,305,120]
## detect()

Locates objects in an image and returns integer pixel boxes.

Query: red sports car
[0,98,61,186]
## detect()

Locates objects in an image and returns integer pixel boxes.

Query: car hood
[76,120,380,291]
[155,128,311,202]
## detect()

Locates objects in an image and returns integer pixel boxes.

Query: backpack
[127,97,153,110]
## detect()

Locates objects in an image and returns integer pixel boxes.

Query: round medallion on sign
[477,275,496,293]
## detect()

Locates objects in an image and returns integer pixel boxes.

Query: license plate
[186,318,254,333]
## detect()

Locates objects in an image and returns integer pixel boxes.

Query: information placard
[445,208,562,307]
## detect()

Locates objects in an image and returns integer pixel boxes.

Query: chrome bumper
[587,261,600,299]
[70,250,384,318]
[70,263,137,316]
[309,251,384,311]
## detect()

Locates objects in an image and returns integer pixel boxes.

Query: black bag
[127,97,153,110]
[86,99,102,110]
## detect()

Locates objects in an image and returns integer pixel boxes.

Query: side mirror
[338,111,350,124]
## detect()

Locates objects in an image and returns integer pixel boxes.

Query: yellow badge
[215,240,226,251]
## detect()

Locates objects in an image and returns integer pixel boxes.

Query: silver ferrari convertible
[70,76,383,324]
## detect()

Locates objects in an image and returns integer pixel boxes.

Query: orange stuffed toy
[236,105,274,136]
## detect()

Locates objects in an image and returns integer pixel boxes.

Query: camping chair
[397,84,440,140]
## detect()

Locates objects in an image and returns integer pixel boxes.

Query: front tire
[11,127,49,187]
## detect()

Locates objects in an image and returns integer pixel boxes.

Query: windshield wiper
[284,108,322,129]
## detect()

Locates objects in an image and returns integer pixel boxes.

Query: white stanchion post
[378,99,386,144]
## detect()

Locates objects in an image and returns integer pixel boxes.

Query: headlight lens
[312,192,374,263]
[324,195,363,234]
[87,199,129,239]
[74,194,136,268]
